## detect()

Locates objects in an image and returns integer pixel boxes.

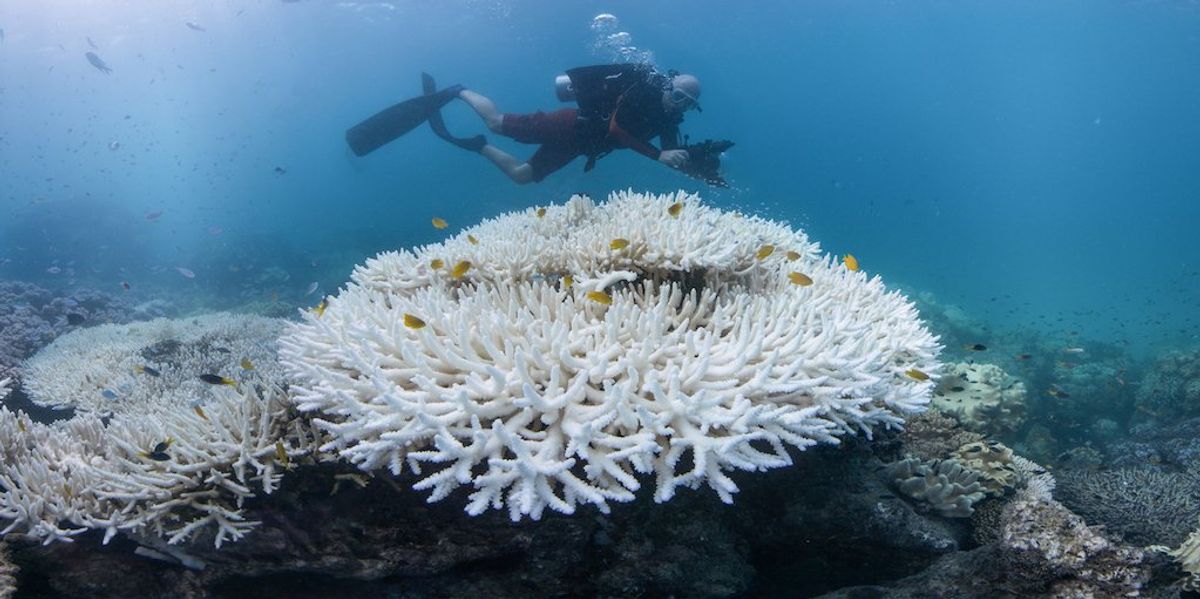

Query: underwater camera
[678,138,735,188]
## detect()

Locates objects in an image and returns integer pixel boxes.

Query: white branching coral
[21,313,284,414]
[0,376,314,548]
[0,378,9,402]
[280,190,941,520]
[1,314,316,548]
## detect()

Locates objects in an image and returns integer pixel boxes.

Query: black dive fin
[422,72,487,153]
[345,82,462,157]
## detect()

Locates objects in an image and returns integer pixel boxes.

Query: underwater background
[4,1,1200,597]
[3,0,1199,356]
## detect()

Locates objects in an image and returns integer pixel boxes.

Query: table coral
[280,190,942,520]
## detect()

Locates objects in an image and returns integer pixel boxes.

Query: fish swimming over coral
[84,51,112,74]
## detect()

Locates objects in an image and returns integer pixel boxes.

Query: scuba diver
[345,64,734,187]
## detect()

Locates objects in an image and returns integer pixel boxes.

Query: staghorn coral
[884,458,986,518]
[0,374,315,548]
[1056,468,1200,546]
[21,313,285,415]
[931,362,1026,437]
[951,441,1019,497]
[281,190,941,521]
[1,314,318,548]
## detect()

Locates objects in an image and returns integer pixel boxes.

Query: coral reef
[1105,415,1200,469]
[0,378,9,401]
[1,314,316,548]
[950,441,1019,497]
[1056,468,1200,546]
[895,410,984,462]
[931,362,1026,437]
[884,457,986,518]
[1135,347,1200,421]
[281,190,941,521]
[21,313,285,415]
[0,376,315,547]
[0,281,134,384]
[1000,485,1148,597]
[3,439,970,599]
[1171,519,1200,591]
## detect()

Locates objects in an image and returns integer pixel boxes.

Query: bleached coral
[0,376,314,547]
[1002,488,1147,597]
[1171,521,1200,590]
[1,314,316,548]
[951,441,1019,497]
[931,362,1026,436]
[884,457,986,518]
[21,313,285,414]
[0,378,9,401]
[280,190,942,521]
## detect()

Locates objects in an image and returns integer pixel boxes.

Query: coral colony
[279,190,941,520]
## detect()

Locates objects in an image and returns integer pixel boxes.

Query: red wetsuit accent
[498,109,590,182]
[499,91,677,182]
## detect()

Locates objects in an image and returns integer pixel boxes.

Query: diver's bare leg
[459,90,505,132]
[480,144,533,184]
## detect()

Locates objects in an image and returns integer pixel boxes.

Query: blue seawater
[3,1,1198,355]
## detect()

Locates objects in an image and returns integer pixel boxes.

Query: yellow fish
[786,250,801,261]
[431,217,448,229]
[311,298,328,318]
[788,272,813,286]
[905,368,930,381]
[610,238,630,250]
[430,258,444,270]
[756,244,775,260]
[240,358,255,371]
[563,275,573,288]
[275,439,289,465]
[451,260,472,279]
[467,234,479,245]
[536,207,547,218]
[668,202,683,217]
[586,290,613,305]
[843,254,859,271]
[403,313,426,329]
[193,405,208,421]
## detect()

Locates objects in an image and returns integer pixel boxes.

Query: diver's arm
[607,111,662,160]
[608,95,688,168]
[660,125,681,151]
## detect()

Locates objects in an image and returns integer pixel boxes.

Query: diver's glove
[658,149,690,168]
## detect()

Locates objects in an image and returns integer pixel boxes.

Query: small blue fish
[101,389,118,400]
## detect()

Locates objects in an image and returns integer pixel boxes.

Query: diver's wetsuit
[497,64,683,182]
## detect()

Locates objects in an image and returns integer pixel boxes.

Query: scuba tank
[554,74,575,102]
